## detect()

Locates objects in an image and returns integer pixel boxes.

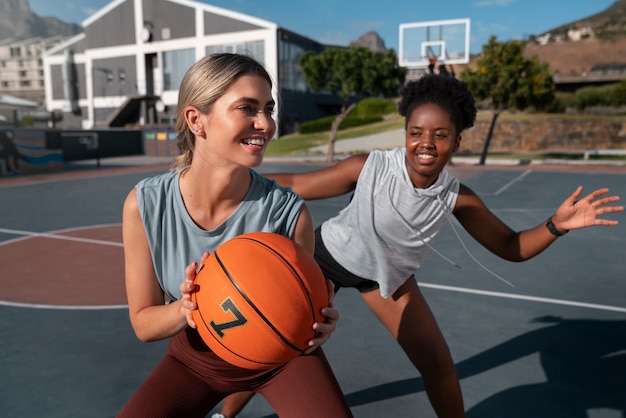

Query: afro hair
[398,74,477,133]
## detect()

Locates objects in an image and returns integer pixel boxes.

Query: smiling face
[194,73,276,168]
[404,103,460,189]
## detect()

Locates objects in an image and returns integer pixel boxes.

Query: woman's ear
[454,135,462,152]
[184,106,204,135]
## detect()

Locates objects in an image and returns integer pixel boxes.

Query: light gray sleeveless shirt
[135,170,303,301]
[321,147,460,298]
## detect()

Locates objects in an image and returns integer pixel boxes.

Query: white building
[0,36,68,103]
[42,0,342,134]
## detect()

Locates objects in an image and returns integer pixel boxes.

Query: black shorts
[314,226,379,293]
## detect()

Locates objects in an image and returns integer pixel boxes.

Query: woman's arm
[122,189,193,342]
[454,184,622,261]
[291,203,339,353]
[265,153,368,200]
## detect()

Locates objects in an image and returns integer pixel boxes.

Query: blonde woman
[118,53,352,417]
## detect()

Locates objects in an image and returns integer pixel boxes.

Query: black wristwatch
[545,216,568,237]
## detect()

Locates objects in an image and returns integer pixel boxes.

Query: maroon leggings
[118,327,352,417]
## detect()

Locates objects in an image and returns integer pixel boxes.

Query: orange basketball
[191,232,329,370]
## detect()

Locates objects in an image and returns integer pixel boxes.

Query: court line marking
[0,165,170,188]
[494,169,532,196]
[2,226,622,313]
[0,225,123,247]
[0,224,127,310]
[0,300,128,310]
[420,282,626,313]
[3,283,623,312]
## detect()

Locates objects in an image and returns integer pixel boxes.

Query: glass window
[278,41,307,92]
[206,41,265,66]
[162,48,195,91]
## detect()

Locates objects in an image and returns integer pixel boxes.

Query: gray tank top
[135,170,303,300]
[321,148,459,298]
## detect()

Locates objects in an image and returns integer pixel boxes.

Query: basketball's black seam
[202,317,282,368]
[245,236,319,336]
[215,248,304,354]
[195,262,284,367]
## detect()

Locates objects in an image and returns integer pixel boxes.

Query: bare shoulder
[124,187,138,205]
[123,187,140,216]
[454,183,483,212]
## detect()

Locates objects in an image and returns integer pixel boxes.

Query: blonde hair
[174,53,272,171]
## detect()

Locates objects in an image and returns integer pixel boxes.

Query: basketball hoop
[398,18,471,69]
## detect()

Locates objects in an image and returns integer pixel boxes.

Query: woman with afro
[214,74,622,418]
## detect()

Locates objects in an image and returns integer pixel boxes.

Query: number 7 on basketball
[210,298,248,337]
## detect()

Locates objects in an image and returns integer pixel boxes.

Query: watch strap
[546,216,568,237]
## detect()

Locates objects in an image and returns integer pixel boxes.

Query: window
[206,41,265,65]
[162,49,195,91]
[278,41,308,92]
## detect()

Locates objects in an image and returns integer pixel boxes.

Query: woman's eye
[238,105,257,115]
[264,108,275,116]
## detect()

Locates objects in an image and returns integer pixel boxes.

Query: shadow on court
[1,159,624,418]
[457,316,626,417]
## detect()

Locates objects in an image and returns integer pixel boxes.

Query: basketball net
[426,56,453,77]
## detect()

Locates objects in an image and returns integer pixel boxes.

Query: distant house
[42,0,343,135]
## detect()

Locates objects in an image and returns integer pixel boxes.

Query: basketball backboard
[399,18,470,69]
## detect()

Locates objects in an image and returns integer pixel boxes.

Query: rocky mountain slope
[523,0,626,74]
[0,0,80,41]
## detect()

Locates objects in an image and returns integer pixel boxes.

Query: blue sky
[29,0,615,53]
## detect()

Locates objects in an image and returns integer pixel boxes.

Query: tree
[460,36,555,165]
[299,46,406,161]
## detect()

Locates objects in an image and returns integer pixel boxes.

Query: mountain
[0,0,81,41]
[350,31,387,52]
[540,0,626,40]
[523,0,626,74]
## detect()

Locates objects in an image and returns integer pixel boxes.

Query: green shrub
[298,115,383,134]
[354,97,397,117]
[543,92,577,113]
[611,79,626,106]
[298,116,335,134]
[575,84,615,110]
[556,92,577,109]
[297,98,395,134]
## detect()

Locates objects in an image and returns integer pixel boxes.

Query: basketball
[191,232,329,370]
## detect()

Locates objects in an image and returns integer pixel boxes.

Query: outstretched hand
[179,252,210,329]
[304,280,339,354]
[553,186,623,232]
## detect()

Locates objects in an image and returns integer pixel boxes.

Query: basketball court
[1,157,624,418]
